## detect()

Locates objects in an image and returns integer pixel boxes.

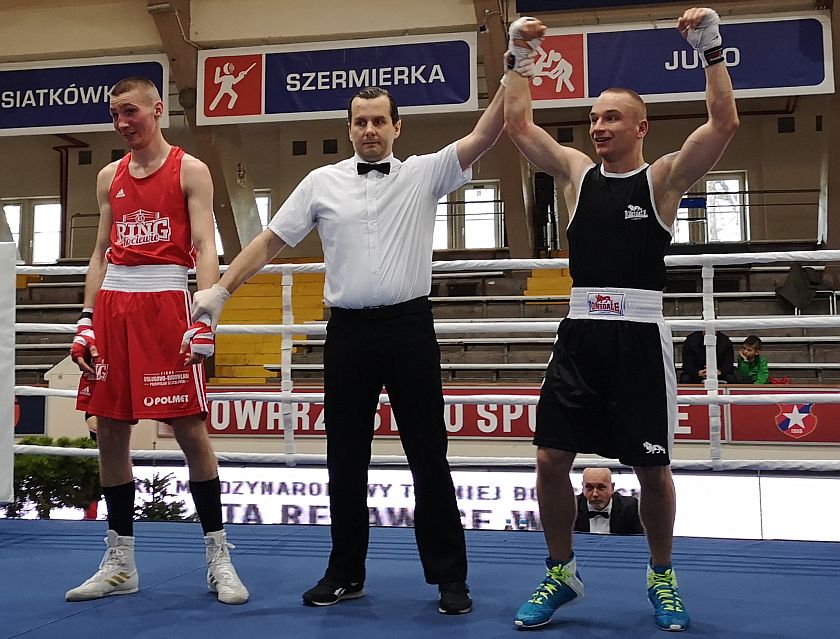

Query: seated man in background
[574,468,643,535]
[737,335,769,383]
[679,330,738,384]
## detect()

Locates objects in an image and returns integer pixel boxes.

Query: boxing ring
[3,245,840,637]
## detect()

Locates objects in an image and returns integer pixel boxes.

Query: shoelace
[528,566,569,604]
[209,542,238,583]
[98,546,128,573]
[649,573,684,612]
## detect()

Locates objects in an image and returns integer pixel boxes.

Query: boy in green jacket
[738,335,769,383]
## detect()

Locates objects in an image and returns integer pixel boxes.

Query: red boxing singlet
[106,146,196,267]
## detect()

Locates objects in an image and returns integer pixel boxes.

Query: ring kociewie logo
[203,54,263,117]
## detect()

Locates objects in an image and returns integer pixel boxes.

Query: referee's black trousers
[322,297,467,585]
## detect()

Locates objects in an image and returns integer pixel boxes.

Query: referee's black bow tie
[357,162,390,175]
[588,510,609,519]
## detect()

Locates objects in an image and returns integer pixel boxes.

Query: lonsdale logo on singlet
[116,209,172,246]
[624,204,648,220]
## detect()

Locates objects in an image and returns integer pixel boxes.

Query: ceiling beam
[146,0,261,259]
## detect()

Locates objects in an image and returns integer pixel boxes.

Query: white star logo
[783,405,808,428]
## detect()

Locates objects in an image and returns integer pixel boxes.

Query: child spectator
[737,335,769,384]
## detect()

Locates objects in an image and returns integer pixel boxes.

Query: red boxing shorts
[76,264,208,422]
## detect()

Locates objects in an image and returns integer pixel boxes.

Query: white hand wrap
[685,9,723,68]
[505,50,539,78]
[507,16,543,76]
[191,283,230,330]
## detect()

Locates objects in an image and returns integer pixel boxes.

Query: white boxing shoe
[66,530,139,602]
[205,530,249,605]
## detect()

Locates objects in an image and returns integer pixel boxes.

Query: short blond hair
[600,87,647,121]
[110,77,161,104]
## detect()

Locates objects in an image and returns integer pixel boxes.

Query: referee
[191,84,506,615]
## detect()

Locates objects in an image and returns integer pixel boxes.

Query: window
[434,181,503,250]
[2,204,21,248]
[433,196,448,250]
[2,197,61,264]
[674,172,748,244]
[214,223,224,257]
[255,190,272,229]
[463,185,500,248]
[32,203,62,263]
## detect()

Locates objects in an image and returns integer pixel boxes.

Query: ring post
[1,243,16,504]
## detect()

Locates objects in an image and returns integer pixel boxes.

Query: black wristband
[80,310,93,320]
[704,45,725,67]
[505,52,515,70]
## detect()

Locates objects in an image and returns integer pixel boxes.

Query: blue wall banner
[518,0,678,11]
[0,56,168,136]
[197,34,477,125]
[14,395,45,436]
[527,13,833,109]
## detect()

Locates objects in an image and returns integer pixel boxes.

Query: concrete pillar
[474,0,534,258]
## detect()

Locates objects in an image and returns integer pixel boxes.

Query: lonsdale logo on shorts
[643,441,666,454]
[143,394,189,407]
[587,292,625,316]
[116,209,171,247]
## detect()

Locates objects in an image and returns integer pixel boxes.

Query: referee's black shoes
[438,581,472,614]
[302,576,364,606]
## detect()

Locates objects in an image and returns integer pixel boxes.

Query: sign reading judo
[197,33,477,124]
[528,13,833,109]
[0,55,168,136]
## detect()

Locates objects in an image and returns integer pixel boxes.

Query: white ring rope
[17,315,840,337]
[11,444,840,473]
[13,251,840,473]
[14,386,840,406]
[14,249,840,276]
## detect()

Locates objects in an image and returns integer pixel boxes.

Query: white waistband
[568,287,663,322]
[101,264,189,292]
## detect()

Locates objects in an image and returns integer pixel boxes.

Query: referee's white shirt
[587,503,612,534]
[268,142,471,309]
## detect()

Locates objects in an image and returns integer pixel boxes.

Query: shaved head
[110,77,161,105]
[583,467,612,486]
[599,87,647,123]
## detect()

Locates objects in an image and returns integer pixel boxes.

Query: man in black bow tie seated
[574,468,643,535]
[191,83,508,616]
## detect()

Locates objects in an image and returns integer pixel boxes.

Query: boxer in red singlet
[66,76,248,606]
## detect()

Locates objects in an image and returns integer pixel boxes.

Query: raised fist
[678,8,723,67]
[508,16,546,76]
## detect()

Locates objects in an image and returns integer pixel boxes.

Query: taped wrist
[505,49,538,77]
[196,313,213,327]
[508,16,541,69]
[80,307,94,320]
[703,44,724,67]
[686,10,724,68]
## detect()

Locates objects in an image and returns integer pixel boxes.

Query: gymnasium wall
[0,0,830,257]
